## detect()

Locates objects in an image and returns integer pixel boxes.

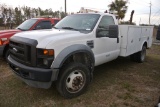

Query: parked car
[0,17,60,59]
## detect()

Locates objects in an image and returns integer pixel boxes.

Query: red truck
[0,17,60,59]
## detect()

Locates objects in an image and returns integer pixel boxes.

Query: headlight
[43,58,48,65]
[37,49,54,68]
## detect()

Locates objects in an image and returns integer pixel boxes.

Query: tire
[56,62,90,99]
[136,45,146,63]
[3,49,9,62]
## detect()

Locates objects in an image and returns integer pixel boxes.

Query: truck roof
[76,13,116,17]
[31,17,60,25]
[74,13,117,24]
[31,17,60,20]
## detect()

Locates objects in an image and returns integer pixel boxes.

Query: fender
[51,44,95,69]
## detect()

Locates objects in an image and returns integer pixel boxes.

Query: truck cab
[8,13,153,98]
[0,17,60,59]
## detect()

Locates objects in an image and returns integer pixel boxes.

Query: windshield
[16,19,37,31]
[55,14,100,31]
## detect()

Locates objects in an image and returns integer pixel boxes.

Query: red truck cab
[0,18,60,59]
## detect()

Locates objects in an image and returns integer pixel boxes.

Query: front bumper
[0,45,5,56]
[8,55,59,89]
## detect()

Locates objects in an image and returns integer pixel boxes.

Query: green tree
[33,8,39,17]
[60,12,67,19]
[26,7,31,19]
[2,7,8,18]
[48,8,53,16]
[14,7,22,25]
[38,7,44,16]
[108,0,128,20]
[53,11,60,18]
[45,9,49,15]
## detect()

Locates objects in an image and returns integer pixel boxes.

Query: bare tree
[130,10,134,24]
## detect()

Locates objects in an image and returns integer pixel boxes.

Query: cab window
[97,16,115,37]
[98,16,115,27]
[35,21,52,29]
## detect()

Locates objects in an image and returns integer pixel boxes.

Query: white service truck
[8,13,153,98]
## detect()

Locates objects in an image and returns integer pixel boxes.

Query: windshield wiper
[62,27,79,31]
[17,28,26,31]
[53,26,58,29]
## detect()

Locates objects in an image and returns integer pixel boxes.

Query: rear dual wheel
[130,45,147,63]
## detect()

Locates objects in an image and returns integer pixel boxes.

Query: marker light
[0,39,2,46]
[43,49,54,56]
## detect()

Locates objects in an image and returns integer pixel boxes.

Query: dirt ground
[0,44,160,107]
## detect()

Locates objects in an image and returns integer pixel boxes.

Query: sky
[0,0,160,25]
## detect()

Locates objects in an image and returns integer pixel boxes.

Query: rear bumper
[0,45,5,56]
[8,55,59,89]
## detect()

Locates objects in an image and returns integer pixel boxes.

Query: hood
[13,29,90,48]
[0,29,21,38]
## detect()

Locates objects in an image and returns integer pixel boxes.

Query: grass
[0,45,160,107]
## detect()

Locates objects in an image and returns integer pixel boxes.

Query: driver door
[93,15,120,66]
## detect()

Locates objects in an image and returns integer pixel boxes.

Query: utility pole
[139,18,141,25]
[65,0,67,14]
[149,1,152,25]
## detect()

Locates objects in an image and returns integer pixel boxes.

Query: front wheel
[56,63,90,99]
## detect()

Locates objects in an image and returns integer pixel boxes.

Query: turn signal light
[48,50,54,55]
[0,39,2,46]
[43,50,48,55]
[43,49,54,56]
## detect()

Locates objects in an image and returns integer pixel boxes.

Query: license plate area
[10,64,29,78]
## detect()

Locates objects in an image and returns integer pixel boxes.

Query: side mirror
[108,25,119,38]
[96,26,109,38]
[96,25,119,38]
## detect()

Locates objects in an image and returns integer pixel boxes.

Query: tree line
[0,4,67,26]
[1,0,154,27]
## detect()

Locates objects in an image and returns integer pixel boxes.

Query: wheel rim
[141,47,146,61]
[65,70,85,93]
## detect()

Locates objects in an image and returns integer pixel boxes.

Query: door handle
[131,39,133,43]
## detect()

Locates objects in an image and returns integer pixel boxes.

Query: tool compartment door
[126,27,142,55]
[141,27,151,49]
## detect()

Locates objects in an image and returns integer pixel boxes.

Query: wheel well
[61,52,94,72]
[143,42,147,48]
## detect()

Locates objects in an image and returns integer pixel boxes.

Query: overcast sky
[0,0,160,25]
